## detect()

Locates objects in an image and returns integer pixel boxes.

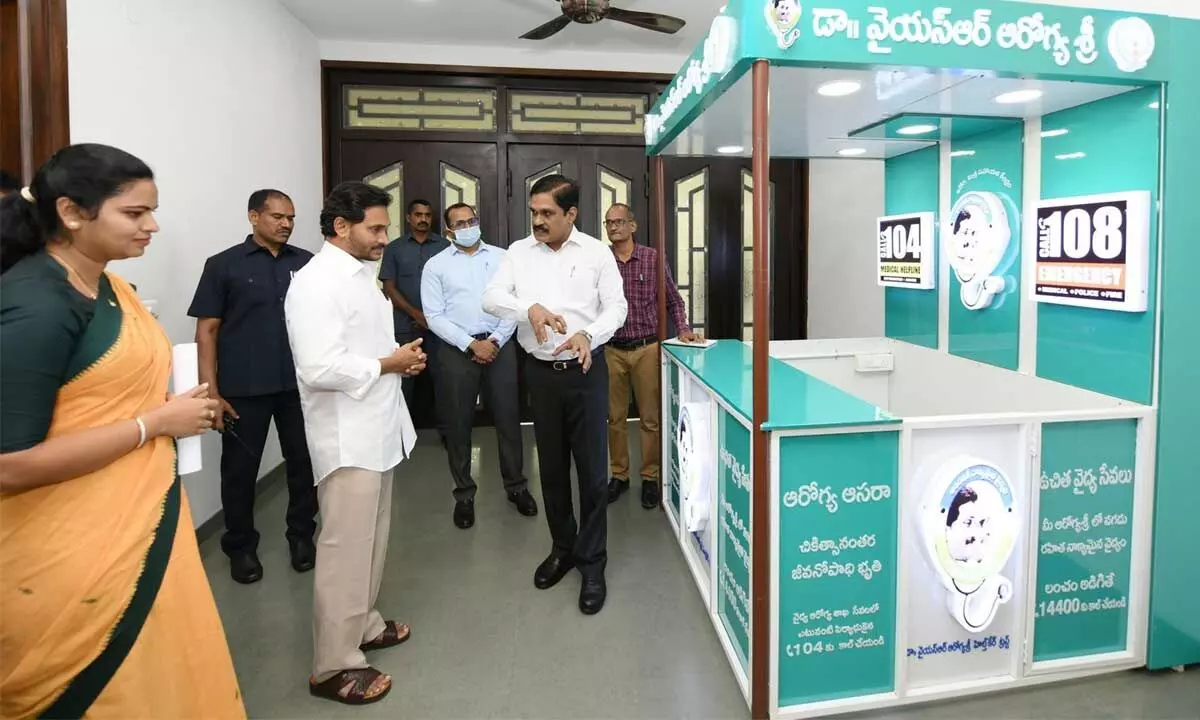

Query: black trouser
[219,391,318,557]
[398,328,444,436]
[439,337,526,502]
[527,351,609,575]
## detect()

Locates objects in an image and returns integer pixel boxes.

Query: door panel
[341,141,499,240]
[507,144,648,242]
[660,157,806,341]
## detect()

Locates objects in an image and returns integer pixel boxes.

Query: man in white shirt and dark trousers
[285,181,427,706]
[483,175,628,615]
[421,202,537,529]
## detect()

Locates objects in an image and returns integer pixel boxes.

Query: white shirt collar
[320,241,372,276]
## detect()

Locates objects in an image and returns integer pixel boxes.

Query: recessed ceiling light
[950,150,976,157]
[1055,152,1087,160]
[994,89,1044,104]
[818,80,862,97]
[896,124,938,136]
[716,145,745,154]
[837,148,867,156]
[1041,128,1069,138]
[1149,101,1160,109]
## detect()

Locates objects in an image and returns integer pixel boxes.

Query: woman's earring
[67,223,80,230]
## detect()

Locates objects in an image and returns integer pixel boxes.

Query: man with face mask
[285,181,427,707]
[482,175,627,615]
[421,203,537,529]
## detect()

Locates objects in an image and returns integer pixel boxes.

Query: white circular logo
[1107,17,1156,73]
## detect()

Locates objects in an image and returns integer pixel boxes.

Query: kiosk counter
[643,1,1200,718]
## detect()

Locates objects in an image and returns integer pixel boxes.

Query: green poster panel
[947,124,1023,370]
[777,431,899,707]
[884,146,939,349]
[667,361,681,517]
[717,408,751,673]
[1034,420,1138,662]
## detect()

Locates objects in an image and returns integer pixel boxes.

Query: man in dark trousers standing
[422,202,537,529]
[189,189,318,584]
[379,199,449,438]
[483,175,627,615]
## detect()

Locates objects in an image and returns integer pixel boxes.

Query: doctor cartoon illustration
[678,403,712,534]
[766,0,802,49]
[948,191,1015,310]
[918,457,1019,634]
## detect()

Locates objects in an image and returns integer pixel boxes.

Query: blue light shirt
[421,242,516,352]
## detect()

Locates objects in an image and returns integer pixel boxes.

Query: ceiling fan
[520,0,686,40]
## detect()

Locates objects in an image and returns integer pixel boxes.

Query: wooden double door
[335,142,806,427]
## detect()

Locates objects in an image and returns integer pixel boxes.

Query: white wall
[320,39,685,75]
[68,0,323,528]
[806,159,886,339]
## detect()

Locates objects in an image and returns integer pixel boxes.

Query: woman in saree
[0,143,245,719]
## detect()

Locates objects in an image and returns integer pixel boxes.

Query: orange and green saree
[0,257,245,719]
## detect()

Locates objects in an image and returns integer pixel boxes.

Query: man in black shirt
[188,189,318,584]
[379,199,449,436]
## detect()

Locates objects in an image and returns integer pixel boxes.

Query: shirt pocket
[236,274,275,306]
[565,264,598,306]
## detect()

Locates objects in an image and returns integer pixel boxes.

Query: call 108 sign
[1032,191,1151,313]
[877,212,935,290]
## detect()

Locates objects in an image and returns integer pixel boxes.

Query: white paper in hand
[171,343,203,476]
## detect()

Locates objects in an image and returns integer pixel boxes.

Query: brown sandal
[309,667,392,705]
[360,620,411,651]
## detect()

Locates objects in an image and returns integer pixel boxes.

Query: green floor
[201,429,1200,719]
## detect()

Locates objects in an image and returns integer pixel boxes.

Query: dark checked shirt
[378,232,450,339]
[612,244,690,342]
[187,236,313,398]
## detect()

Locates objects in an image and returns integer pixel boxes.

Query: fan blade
[606,7,686,34]
[520,14,572,40]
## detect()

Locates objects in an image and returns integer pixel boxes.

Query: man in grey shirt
[379,199,449,439]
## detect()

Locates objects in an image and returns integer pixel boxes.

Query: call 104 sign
[877,212,935,289]
[1033,191,1151,312]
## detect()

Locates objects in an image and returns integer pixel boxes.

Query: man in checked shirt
[604,203,702,509]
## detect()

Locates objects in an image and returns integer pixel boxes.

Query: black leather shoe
[641,480,661,509]
[534,552,575,590]
[508,489,538,517]
[289,538,316,573]
[230,551,263,584]
[579,573,607,615]
[608,477,630,504]
[454,500,475,529]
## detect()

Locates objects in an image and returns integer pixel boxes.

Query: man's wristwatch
[577,330,593,344]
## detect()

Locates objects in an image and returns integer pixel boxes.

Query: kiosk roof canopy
[662,65,1143,159]
[645,1,1170,158]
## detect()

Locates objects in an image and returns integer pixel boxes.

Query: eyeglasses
[604,218,630,227]
[449,218,481,230]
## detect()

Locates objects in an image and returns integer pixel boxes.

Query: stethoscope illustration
[948,191,1014,312]
[917,456,1019,633]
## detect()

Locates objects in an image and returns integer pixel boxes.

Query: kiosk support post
[653,155,667,344]
[652,154,668,515]
[749,58,771,720]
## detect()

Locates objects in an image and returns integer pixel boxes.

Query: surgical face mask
[452,225,481,247]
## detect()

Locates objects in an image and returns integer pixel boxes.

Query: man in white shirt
[285,181,427,706]
[482,175,628,615]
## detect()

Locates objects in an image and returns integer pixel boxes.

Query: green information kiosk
[646,2,1200,718]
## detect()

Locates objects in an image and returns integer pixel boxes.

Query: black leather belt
[530,349,602,371]
[608,335,657,351]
